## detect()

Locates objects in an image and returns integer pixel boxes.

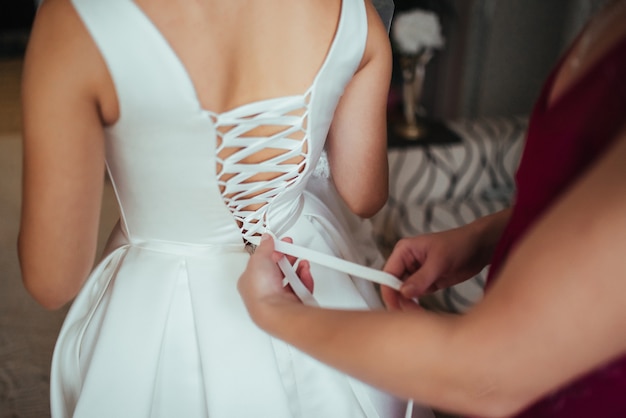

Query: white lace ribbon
[247,234,403,306]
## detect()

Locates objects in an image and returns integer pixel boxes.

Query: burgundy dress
[485,34,626,417]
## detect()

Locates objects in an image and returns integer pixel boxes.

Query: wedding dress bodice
[49,1,433,417]
[92,0,358,246]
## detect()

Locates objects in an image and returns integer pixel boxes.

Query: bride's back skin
[18,0,392,309]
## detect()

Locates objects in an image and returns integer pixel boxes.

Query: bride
[19,0,433,416]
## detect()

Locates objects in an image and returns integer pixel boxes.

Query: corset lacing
[211,92,403,305]
[213,93,310,244]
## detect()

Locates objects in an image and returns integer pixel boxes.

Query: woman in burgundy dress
[237,1,626,417]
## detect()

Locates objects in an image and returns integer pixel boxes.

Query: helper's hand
[382,226,489,310]
[238,234,313,325]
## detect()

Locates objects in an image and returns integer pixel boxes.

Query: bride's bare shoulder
[24,0,117,124]
[27,0,99,69]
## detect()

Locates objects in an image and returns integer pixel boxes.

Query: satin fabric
[51,0,433,417]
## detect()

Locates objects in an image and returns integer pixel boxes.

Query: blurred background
[392,0,609,119]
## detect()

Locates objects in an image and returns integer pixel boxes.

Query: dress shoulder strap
[311,0,367,92]
[70,0,197,122]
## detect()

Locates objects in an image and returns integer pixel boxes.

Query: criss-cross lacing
[213,94,310,243]
[212,92,404,298]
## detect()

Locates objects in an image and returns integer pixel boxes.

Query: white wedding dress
[50,0,434,417]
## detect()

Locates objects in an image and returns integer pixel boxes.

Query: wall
[420,0,609,119]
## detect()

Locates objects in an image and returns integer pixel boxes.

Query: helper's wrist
[467,208,512,264]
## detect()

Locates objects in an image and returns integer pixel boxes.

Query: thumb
[254,233,276,258]
[400,264,438,299]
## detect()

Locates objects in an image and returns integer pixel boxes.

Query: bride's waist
[103,222,248,258]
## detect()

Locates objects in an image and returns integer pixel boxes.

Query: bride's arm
[325,0,392,218]
[18,0,113,309]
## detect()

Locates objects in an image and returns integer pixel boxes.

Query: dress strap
[277,239,402,290]
[247,235,403,307]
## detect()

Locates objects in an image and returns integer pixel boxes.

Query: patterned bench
[372,116,527,313]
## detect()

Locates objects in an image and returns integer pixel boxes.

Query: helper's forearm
[468,208,512,262]
[256,298,510,417]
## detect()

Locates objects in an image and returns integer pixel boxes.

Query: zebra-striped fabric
[372,116,527,313]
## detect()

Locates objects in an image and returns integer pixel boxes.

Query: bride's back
[135,0,344,113]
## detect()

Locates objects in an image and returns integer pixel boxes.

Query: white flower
[392,9,445,54]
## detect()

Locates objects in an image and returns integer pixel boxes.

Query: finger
[400,265,438,299]
[277,237,299,265]
[264,235,288,264]
[383,248,409,279]
[380,285,402,311]
[383,240,421,279]
[245,234,286,281]
[398,296,423,312]
[295,260,314,293]
[256,234,276,259]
